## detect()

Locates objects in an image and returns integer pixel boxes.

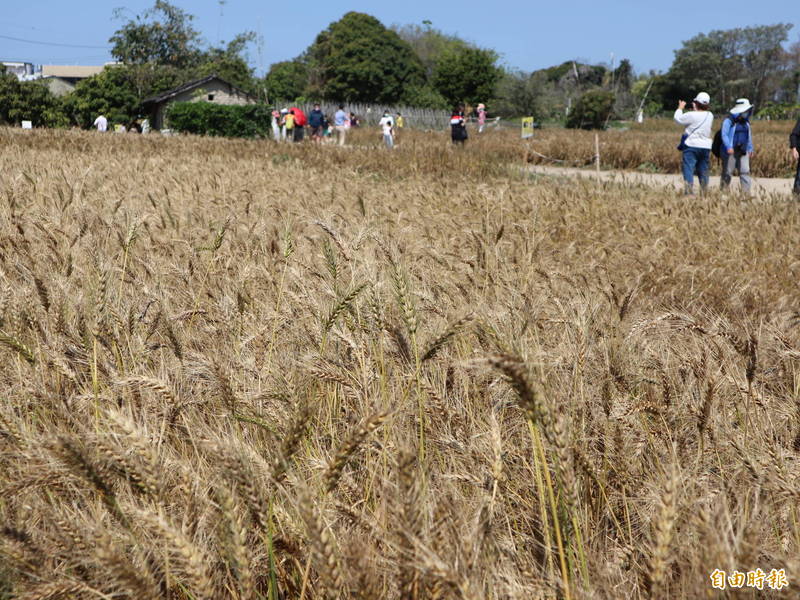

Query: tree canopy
[0,68,68,127]
[655,24,794,110]
[264,60,310,103]
[305,12,425,103]
[394,23,470,80]
[109,0,201,68]
[432,46,501,107]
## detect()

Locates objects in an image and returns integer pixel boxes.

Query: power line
[0,33,110,49]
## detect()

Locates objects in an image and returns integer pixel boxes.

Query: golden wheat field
[521,119,797,178]
[1,125,799,600]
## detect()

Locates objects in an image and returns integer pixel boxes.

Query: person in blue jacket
[720,98,754,194]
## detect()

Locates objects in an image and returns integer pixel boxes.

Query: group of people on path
[271,104,401,147]
[674,93,800,196]
[93,114,149,134]
[268,103,486,150]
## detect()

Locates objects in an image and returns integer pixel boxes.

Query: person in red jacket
[791,118,800,197]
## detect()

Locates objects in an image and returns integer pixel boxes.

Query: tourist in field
[309,103,325,143]
[674,92,713,195]
[477,103,487,133]
[791,117,800,196]
[280,108,290,141]
[450,106,468,145]
[349,112,360,127]
[379,111,394,149]
[720,98,754,194]
[271,109,281,141]
[393,112,404,142]
[290,108,306,142]
[93,114,108,132]
[334,105,348,146]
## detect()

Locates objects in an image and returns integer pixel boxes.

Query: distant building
[142,75,256,130]
[2,61,37,79]
[41,64,107,96]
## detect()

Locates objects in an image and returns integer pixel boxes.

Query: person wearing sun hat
[720,98,754,194]
[674,91,714,196]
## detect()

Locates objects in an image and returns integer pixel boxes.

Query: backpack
[290,108,307,127]
[711,116,732,159]
[711,128,723,158]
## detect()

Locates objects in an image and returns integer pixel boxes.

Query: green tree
[492,69,560,119]
[394,22,470,79]
[613,59,634,93]
[0,68,68,127]
[656,23,793,110]
[566,89,615,130]
[109,0,201,68]
[62,67,141,127]
[432,46,501,107]
[195,33,258,94]
[264,59,310,102]
[103,1,258,120]
[306,12,424,103]
[401,84,449,109]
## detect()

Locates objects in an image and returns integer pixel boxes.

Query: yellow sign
[521,116,534,139]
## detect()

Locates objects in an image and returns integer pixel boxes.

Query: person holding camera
[720,98,754,194]
[791,117,800,196]
[674,92,713,196]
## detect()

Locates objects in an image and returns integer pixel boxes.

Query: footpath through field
[526,164,796,197]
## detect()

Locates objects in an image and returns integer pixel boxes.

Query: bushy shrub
[0,72,69,128]
[756,102,800,120]
[166,102,273,137]
[566,89,615,130]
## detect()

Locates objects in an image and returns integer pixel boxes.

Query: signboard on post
[21,121,32,130]
[521,117,534,139]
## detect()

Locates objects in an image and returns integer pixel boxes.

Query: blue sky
[1,0,797,75]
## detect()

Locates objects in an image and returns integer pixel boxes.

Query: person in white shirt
[93,114,108,132]
[379,111,394,149]
[334,105,348,146]
[674,92,713,195]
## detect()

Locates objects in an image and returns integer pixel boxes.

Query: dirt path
[526,164,797,197]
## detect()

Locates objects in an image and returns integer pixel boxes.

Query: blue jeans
[384,133,394,149]
[681,146,710,193]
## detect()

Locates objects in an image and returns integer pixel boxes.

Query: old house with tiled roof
[142,75,256,130]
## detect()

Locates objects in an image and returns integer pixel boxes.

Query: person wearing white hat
[720,98,754,194]
[674,92,714,195]
[477,103,486,133]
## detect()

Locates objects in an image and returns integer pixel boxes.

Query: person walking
[394,112,404,142]
[791,117,800,196]
[379,111,394,149]
[93,114,108,132]
[282,109,294,142]
[674,92,713,196]
[290,107,306,142]
[271,109,281,142]
[477,103,486,133]
[280,108,290,141]
[309,103,325,143]
[720,98,754,194]
[334,105,348,146]
[450,106,468,146]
